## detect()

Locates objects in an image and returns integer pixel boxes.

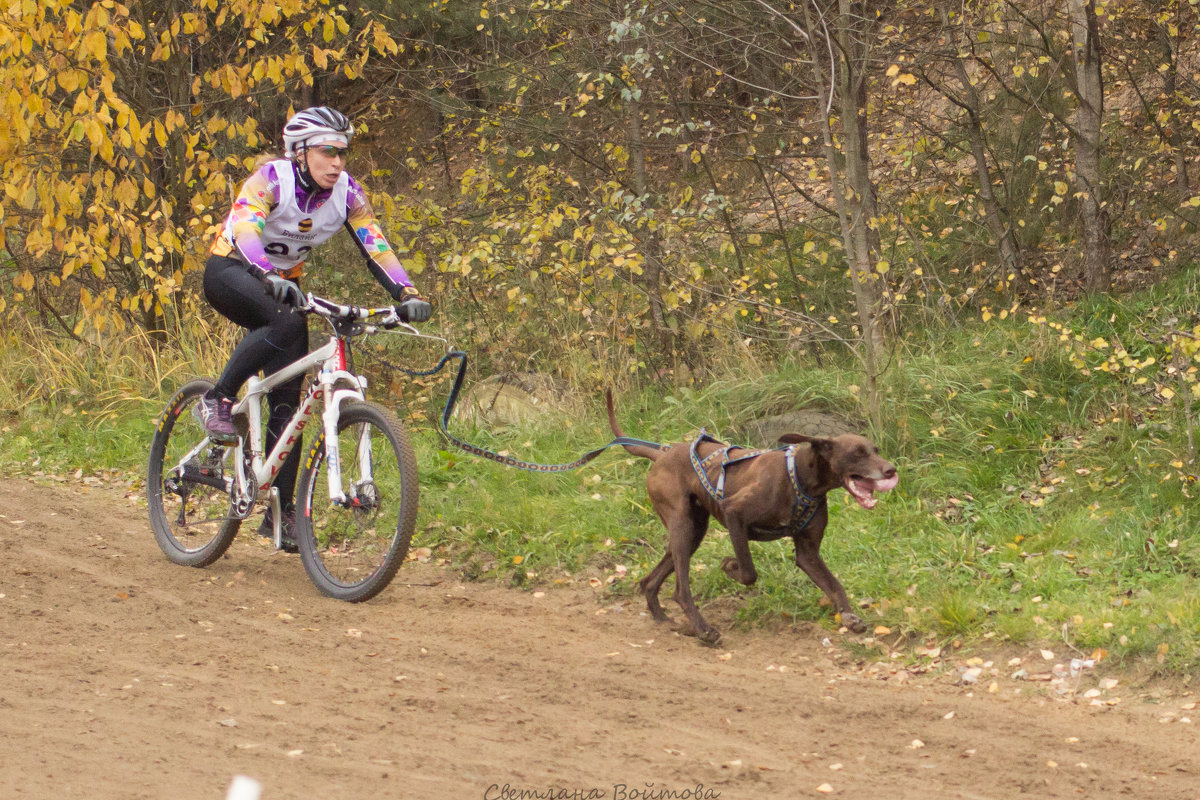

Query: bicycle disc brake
[350,480,380,511]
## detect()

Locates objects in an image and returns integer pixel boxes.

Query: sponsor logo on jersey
[298,218,313,232]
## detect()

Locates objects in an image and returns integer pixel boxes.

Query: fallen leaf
[816,784,834,794]
[406,547,433,563]
[1040,649,1055,660]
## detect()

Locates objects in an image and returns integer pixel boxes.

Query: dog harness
[689,431,826,535]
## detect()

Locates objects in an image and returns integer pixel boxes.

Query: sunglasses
[312,145,350,159]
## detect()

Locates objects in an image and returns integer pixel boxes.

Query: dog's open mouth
[845,473,899,510]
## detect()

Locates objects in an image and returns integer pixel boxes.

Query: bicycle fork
[320,376,372,508]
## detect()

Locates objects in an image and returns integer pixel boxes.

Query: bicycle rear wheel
[296,400,418,602]
[147,378,242,567]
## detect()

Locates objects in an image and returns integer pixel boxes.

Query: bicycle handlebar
[300,293,409,329]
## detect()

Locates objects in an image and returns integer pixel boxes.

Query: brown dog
[606,391,898,644]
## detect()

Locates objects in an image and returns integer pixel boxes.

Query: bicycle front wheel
[296,400,418,602]
[147,377,241,567]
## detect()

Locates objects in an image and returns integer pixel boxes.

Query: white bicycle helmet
[282,106,354,157]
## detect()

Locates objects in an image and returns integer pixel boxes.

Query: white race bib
[255,160,348,271]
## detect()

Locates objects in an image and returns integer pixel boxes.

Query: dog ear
[778,433,834,458]
[776,433,808,444]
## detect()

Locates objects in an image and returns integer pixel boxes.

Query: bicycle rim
[297,401,418,602]
[147,378,241,567]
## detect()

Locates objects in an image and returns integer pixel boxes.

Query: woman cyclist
[194,106,431,550]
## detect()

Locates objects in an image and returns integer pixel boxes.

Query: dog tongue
[846,474,899,509]
[847,479,878,509]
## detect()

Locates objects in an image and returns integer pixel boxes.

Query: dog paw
[676,621,722,645]
[840,612,867,634]
[720,556,755,585]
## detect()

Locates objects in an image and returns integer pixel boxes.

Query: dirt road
[1,477,1197,799]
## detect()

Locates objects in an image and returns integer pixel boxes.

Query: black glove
[392,285,431,322]
[263,272,303,307]
[398,294,432,323]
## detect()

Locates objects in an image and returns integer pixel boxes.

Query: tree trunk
[626,93,677,377]
[836,0,885,433]
[940,4,1023,283]
[1153,12,1188,191]
[802,0,886,433]
[1068,0,1109,293]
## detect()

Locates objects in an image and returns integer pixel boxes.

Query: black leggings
[203,255,308,507]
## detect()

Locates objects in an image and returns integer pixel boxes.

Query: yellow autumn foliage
[0,0,397,338]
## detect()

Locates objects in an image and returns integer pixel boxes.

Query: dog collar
[783,444,826,533]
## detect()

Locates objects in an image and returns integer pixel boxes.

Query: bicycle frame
[161,294,443,549]
[161,335,368,544]
[230,333,368,513]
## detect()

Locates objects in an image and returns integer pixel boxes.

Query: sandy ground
[2,476,1198,800]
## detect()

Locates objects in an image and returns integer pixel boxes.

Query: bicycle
[147,293,433,602]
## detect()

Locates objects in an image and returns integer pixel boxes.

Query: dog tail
[605,389,662,461]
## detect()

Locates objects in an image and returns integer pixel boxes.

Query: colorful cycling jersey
[210,160,413,293]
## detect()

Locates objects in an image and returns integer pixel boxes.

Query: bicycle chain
[360,348,666,473]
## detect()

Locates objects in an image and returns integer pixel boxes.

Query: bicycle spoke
[148,378,242,566]
[299,402,417,601]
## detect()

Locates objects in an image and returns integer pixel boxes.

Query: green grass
[5,274,1200,671]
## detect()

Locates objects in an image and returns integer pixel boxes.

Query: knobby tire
[296,400,418,602]
[147,377,242,567]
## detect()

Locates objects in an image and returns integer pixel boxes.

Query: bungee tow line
[363,348,666,473]
[363,345,819,529]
